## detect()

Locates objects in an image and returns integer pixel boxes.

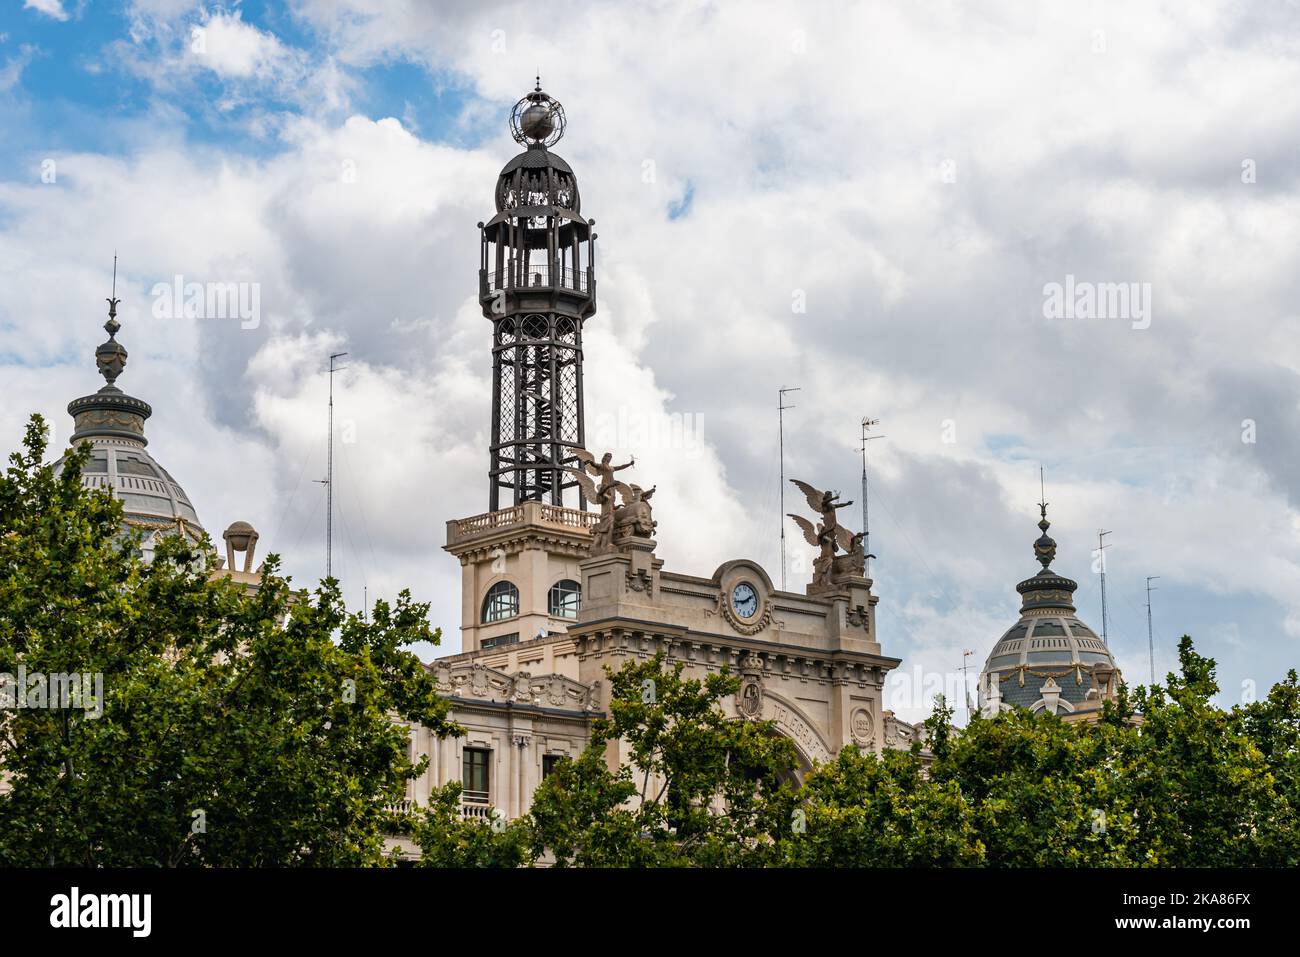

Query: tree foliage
[0,416,456,866]
[517,640,1300,867]
[4,415,1298,868]
[527,653,799,866]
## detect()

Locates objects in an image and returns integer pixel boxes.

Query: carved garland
[997,664,1086,686]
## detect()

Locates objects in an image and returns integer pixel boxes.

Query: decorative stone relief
[626,567,653,594]
[850,707,874,747]
[846,603,870,631]
[736,654,764,719]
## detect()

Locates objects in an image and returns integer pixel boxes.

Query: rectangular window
[542,754,563,779]
[482,633,519,650]
[462,748,490,804]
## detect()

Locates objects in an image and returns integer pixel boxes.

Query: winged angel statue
[787,479,867,587]
[566,449,656,552]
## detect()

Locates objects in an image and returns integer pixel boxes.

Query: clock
[731,582,759,619]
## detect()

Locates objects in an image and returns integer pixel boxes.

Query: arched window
[482,581,519,623]
[548,579,581,619]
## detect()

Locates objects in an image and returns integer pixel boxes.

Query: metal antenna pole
[1146,575,1160,685]
[860,417,884,577]
[778,387,800,590]
[326,352,348,580]
[961,649,975,720]
[1097,529,1112,646]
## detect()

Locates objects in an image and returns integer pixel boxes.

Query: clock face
[731,582,759,619]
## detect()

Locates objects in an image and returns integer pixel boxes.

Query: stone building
[25,81,1122,834]
[397,83,922,827]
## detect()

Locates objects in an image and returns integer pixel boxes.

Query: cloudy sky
[3,0,1298,723]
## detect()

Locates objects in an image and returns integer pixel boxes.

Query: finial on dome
[105,252,121,337]
[1033,466,1056,569]
[96,254,128,388]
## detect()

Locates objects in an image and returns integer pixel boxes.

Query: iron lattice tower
[480,81,596,510]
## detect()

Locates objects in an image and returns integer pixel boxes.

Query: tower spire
[482,82,592,509]
[68,259,153,446]
[1033,467,1056,570]
[97,254,128,389]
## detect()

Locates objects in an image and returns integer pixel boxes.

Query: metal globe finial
[510,83,566,148]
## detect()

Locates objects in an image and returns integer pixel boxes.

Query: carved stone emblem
[547,675,567,707]
[470,663,490,697]
[512,671,533,703]
[626,567,653,594]
[850,707,874,747]
[736,654,764,719]
[846,603,870,631]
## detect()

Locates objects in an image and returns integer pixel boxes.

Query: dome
[54,440,205,545]
[978,502,1121,718]
[52,294,206,548]
[494,146,582,216]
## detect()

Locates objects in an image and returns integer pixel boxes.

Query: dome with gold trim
[51,291,206,549]
[977,500,1121,719]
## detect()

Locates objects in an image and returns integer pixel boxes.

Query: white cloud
[3,0,1300,694]
[188,10,298,81]
[23,0,68,22]
[0,43,37,92]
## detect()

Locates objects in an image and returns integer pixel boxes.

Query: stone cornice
[568,622,898,688]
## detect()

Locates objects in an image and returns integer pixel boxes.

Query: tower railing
[482,263,592,296]
[447,502,598,546]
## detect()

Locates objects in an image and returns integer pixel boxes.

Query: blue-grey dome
[979,504,1121,718]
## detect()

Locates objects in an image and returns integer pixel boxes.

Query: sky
[2,0,1298,724]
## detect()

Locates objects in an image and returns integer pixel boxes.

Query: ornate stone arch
[753,688,835,778]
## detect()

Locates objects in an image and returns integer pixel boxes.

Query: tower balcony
[446,500,598,553]
[479,263,594,300]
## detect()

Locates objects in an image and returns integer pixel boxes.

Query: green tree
[928,703,1139,866]
[0,416,456,866]
[409,782,531,867]
[528,653,798,866]
[1115,637,1299,866]
[777,741,985,866]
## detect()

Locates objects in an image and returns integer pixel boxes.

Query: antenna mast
[1146,575,1160,684]
[1097,529,1112,646]
[778,386,800,590]
[860,417,884,577]
[325,351,348,580]
[961,649,975,720]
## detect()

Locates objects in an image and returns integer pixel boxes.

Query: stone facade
[408,503,913,823]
